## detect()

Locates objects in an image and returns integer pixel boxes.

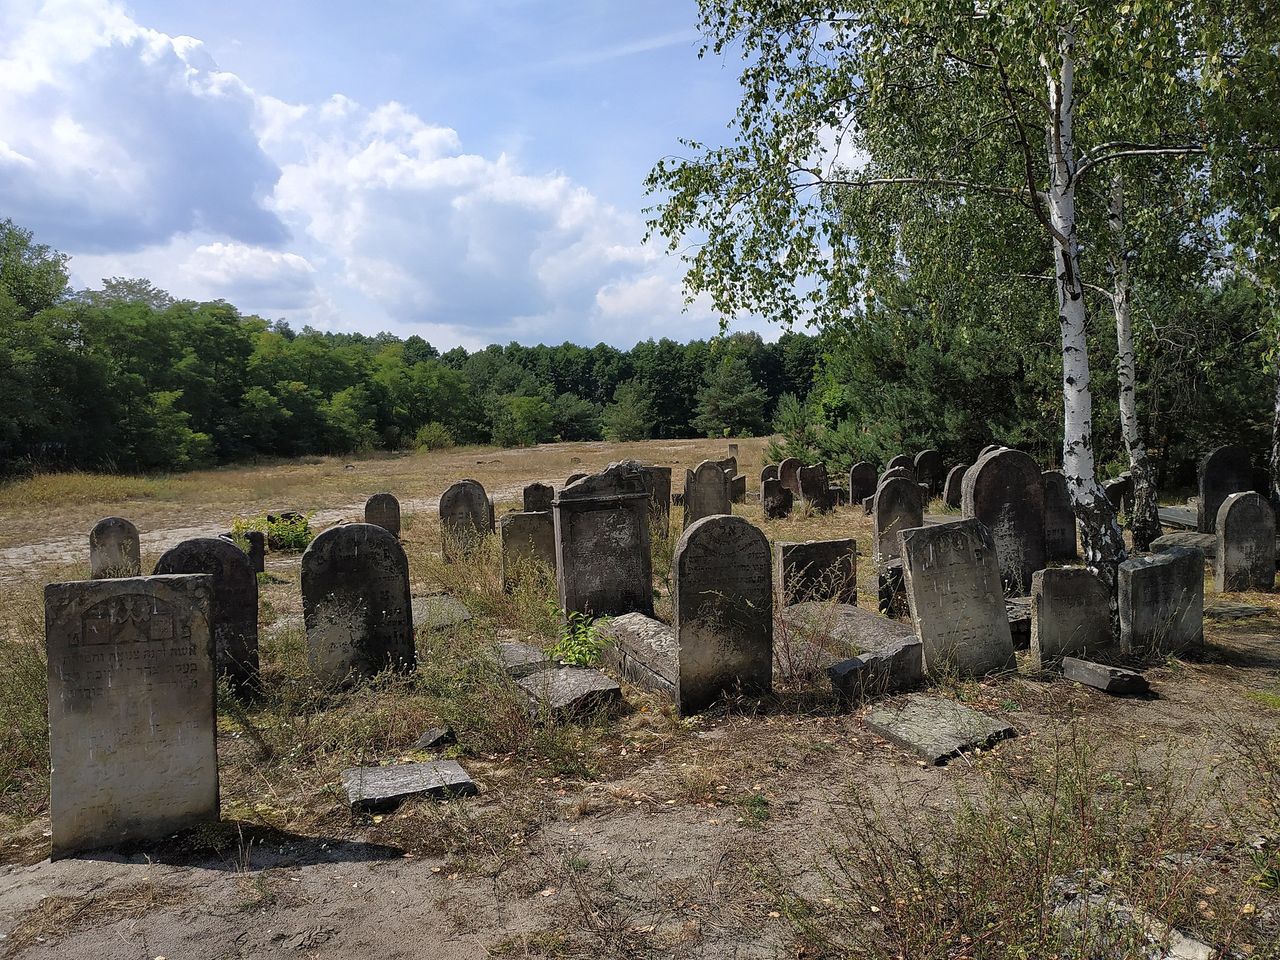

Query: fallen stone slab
[412,726,456,752]
[516,666,624,721]
[412,594,473,632]
[1061,657,1150,696]
[596,612,677,697]
[781,602,922,703]
[498,639,558,678]
[1051,869,1214,960]
[1157,505,1198,531]
[341,760,476,812]
[1152,530,1215,559]
[865,694,1015,765]
[1205,599,1270,621]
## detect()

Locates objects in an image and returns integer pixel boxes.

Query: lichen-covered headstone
[779,457,803,496]
[914,449,944,494]
[761,477,793,519]
[872,477,924,565]
[1041,470,1078,561]
[673,515,772,715]
[1118,546,1204,656]
[773,538,856,605]
[302,523,415,685]
[523,482,554,513]
[439,479,490,561]
[500,511,557,591]
[961,448,1046,594]
[683,460,731,529]
[1215,492,1275,593]
[154,537,259,688]
[1029,567,1111,670]
[45,574,218,859]
[89,517,141,579]
[942,464,967,508]
[848,462,877,504]
[364,492,401,536]
[1198,445,1253,533]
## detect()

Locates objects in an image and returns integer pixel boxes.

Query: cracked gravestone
[865,694,1015,765]
[341,760,477,812]
[516,666,623,721]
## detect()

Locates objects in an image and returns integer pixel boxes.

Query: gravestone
[761,464,780,483]
[730,474,748,504]
[1198,445,1253,533]
[673,515,773,714]
[773,538,856,604]
[961,448,1046,594]
[363,492,401,536]
[887,454,914,473]
[499,511,557,591]
[881,465,915,484]
[779,457,803,495]
[342,761,476,812]
[727,442,739,458]
[301,523,415,685]
[565,472,588,485]
[899,519,1016,678]
[1118,546,1204,656]
[1029,567,1111,670]
[798,463,832,512]
[245,530,266,574]
[872,477,924,565]
[980,444,1004,458]
[1216,492,1276,593]
[554,460,654,618]
[942,465,967,508]
[848,462,877,504]
[716,456,738,478]
[154,537,259,688]
[45,574,218,859]
[914,450,944,494]
[523,482,554,513]
[1042,470,1078,561]
[637,464,672,524]
[1104,475,1132,514]
[761,477,793,519]
[683,460,732,528]
[865,694,1014,765]
[89,517,141,579]
[439,479,490,560]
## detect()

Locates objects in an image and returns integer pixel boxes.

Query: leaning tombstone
[1198,445,1253,533]
[761,464,780,483]
[942,465,967,509]
[774,538,856,605]
[554,460,654,619]
[914,450,944,493]
[1042,470,1079,561]
[302,523,415,685]
[500,511,557,591]
[683,460,732,528]
[872,477,924,566]
[154,537,259,689]
[899,519,1017,678]
[1216,492,1276,593]
[848,462,877,504]
[798,463,832,512]
[673,515,773,714]
[45,574,219,859]
[1118,546,1204,657]
[523,482,554,513]
[1029,567,1111,671]
[364,492,401,537]
[762,477,794,519]
[89,517,141,579]
[961,448,1046,595]
[779,457,803,495]
[439,479,490,561]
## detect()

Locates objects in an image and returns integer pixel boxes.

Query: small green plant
[546,608,608,666]
[415,421,455,451]
[231,512,313,551]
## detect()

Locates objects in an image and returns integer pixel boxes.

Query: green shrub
[415,421,455,451]
[231,512,314,552]
[546,609,608,666]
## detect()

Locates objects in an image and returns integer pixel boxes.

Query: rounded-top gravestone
[439,479,490,560]
[778,458,803,496]
[364,492,401,537]
[848,462,877,504]
[684,460,732,529]
[761,477,793,519]
[942,464,968,508]
[523,482,554,513]
[880,466,914,485]
[961,448,1046,594]
[761,464,780,484]
[798,463,832,512]
[914,450,944,493]
[873,477,924,564]
[887,454,914,473]
[89,517,141,579]
[1216,491,1276,593]
[1198,445,1253,533]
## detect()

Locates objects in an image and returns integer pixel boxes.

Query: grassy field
[1,438,1279,958]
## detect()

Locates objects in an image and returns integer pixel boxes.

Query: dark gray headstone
[154,537,259,688]
[914,450,944,493]
[439,479,490,560]
[683,459,732,528]
[565,471,588,485]
[773,538,857,605]
[961,448,1046,594]
[848,462,878,505]
[887,454,914,473]
[364,492,401,536]
[499,511,557,590]
[1198,445,1253,533]
[716,456,738,478]
[636,464,672,524]
[881,465,915,485]
[1104,475,1132,514]
[245,530,266,574]
[89,517,141,579]
[1118,546,1204,656]
[798,463,832,512]
[1029,566,1111,670]
[865,694,1014,765]
[942,464,967,508]
[872,477,924,565]
[302,523,415,685]
[730,473,748,504]
[342,761,476,812]
[673,515,772,715]
[762,477,794,519]
[523,482,554,513]
[779,457,803,495]
[1216,491,1275,592]
[761,464,780,483]
[1042,470,1078,561]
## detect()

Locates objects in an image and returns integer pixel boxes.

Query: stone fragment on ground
[1061,657,1150,696]
[1005,596,1031,649]
[1205,599,1270,621]
[596,612,677,696]
[411,594,473,632]
[781,602,922,703]
[341,760,477,812]
[865,694,1014,765]
[1051,869,1215,960]
[412,726,456,752]
[498,639,558,677]
[516,666,623,721]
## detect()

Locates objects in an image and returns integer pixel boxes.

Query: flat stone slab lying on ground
[1158,506,1198,530]
[412,726,457,751]
[341,760,477,812]
[596,612,678,696]
[780,602,922,702]
[865,694,1015,765]
[1061,657,1150,696]
[516,666,623,720]
[411,595,473,632]
[497,639,558,677]
[1205,599,1270,620]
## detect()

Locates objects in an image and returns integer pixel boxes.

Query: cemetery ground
[1,439,1279,958]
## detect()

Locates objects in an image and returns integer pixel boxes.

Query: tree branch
[1073,145,1206,184]
[996,53,1067,247]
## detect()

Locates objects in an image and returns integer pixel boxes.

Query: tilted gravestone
[761,477,793,519]
[636,464,672,524]
[848,462,877,504]
[683,460,732,529]
[873,477,924,565]
[887,454,914,473]
[302,523,415,685]
[899,519,1016,678]
[1118,546,1204,656]
[773,538,856,605]
[942,465,967,508]
[554,460,654,619]
[673,515,773,714]
[778,457,803,495]
[1216,492,1276,593]
[914,450,944,494]
[364,492,401,536]
[1042,470,1078,561]
[798,463,832,512]
[761,464,780,483]
[499,511,557,591]
[1029,567,1111,671]
[154,537,259,688]
[523,482,554,513]
[961,448,1046,594]
[89,517,141,579]
[45,574,218,859]
[439,479,490,561]
[1198,445,1253,533]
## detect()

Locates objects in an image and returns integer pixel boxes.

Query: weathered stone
[1006,596,1031,650]
[245,530,266,574]
[1042,469,1079,561]
[880,465,915,484]
[942,465,967,508]
[887,454,914,473]
[89,517,141,579]
[1216,491,1275,592]
[45,575,218,859]
[341,761,476,812]
[1118,547,1204,657]
[411,594,472,632]
[597,612,677,697]
[773,538,857,605]
[716,456,738,478]
[980,444,1005,458]
[412,726,457,751]
[798,463,833,512]
[830,486,848,507]
[1205,598,1268,620]
[554,460,654,619]
[779,457,803,496]
[1158,505,1197,530]
[878,560,908,619]
[364,492,401,536]
[848,462,877,504]
[302,523,415,685]
[1152,531,1215,556]
[873,477,924,565]
[516,666,624,720]
[730,474,748,504]
[862,493,875,516]
[761,477,794,520]
[673,515,772,715]
[900,518,1017,678]
[962,448,1046,594]
[1104,475,1132,514]
[154,537,259,688]
[499,511,557,590]
[1029,567,1112,670]
[636,464,673,524]
[523,482,554,513]
[914,450,944,493]
[683,459,732,528]
[781,602,922,702]
[498,639,557,677]
[865,694,1014,765]
[565,471,588,485]
[761,464,780,483]
[1061,657,1150,696]
[1198,445,1253,532]
[439,479,490,560]
[727,443,739,458]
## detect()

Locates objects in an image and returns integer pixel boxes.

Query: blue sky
[0,0,762,349]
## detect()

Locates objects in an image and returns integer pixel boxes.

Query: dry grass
[4,881,189,956]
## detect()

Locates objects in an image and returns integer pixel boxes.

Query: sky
[0,0,766,350]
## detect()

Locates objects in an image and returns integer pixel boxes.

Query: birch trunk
[1107,173,1162,551]
[1046,29,1128,589]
